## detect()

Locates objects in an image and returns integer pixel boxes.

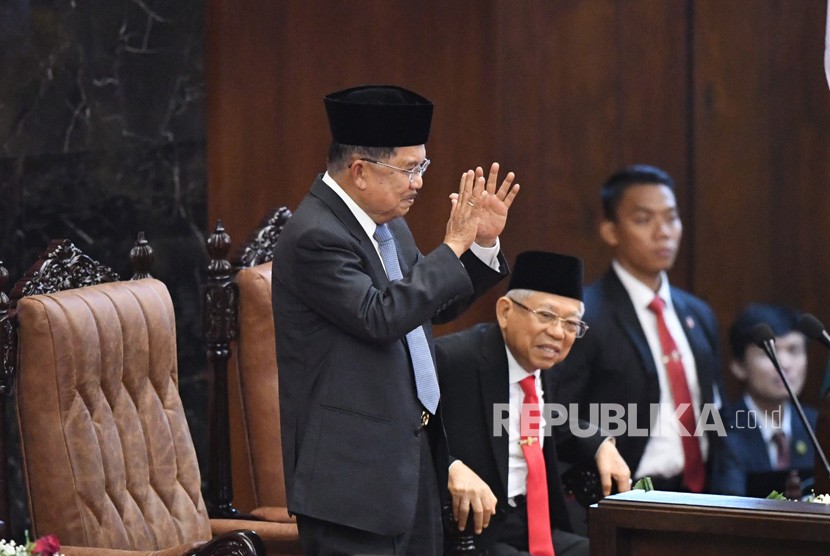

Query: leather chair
[4,238,297,555]
[203,210,301,554]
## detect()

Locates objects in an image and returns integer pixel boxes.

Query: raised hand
[474,162,520,247]
[444,169,488,257]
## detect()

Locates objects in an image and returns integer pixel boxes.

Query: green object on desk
[766,490,787,500]
[633,477,654,491]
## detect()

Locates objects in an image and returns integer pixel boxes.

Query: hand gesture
[595,438,632,496]
[444,170,487,257]
[448,460,498,534]
[474,162,520,247]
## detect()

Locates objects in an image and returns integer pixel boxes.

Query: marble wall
[0,0,208,539]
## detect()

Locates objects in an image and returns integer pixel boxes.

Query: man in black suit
[711,304,817,496]
[555,165,722,492]
[272,85,520,555]
[437,251,631,556]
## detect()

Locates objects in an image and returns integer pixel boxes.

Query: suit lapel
[477,325,511,496]
[310,177,388,284]
[604,270,658,379]
[734,398,773,468]
[789,406,815,468]
[671,290,714,405]
[540,374,558,469]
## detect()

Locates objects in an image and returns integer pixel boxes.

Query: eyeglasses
[358,157,431,184]
[509,298,589,338]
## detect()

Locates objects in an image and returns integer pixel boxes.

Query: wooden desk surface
[589,490,830,555]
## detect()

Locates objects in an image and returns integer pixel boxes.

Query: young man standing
[556,165,722,492]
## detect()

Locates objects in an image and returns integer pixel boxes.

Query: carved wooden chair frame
[203,207,292,518]
[0,235,264,556]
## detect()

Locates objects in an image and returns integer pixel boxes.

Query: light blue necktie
[373,223,440,414]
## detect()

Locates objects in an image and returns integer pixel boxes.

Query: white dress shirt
[612,261,709,479]
[505,346,546,499]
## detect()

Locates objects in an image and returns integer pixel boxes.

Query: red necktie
[773,431,790,470]
[647,296,706,493]
[519,375,555,556]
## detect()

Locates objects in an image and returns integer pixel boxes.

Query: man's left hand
[595,438,631,496]
[474,162,520,247]
[448,460,498,534]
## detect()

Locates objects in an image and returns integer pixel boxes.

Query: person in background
[438,251,631,556]
[555,164,722,493]
[272,84,520,555]
[711,303,817,496]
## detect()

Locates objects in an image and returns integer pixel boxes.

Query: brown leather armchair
[203,210,301,554]
[4,239,296,555]
[234,262,289,521]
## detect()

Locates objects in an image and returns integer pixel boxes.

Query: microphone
[797,313,830,350]
[751,323,830,483]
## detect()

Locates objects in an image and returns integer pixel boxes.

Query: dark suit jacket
[554,268,722,479]
[710,397,817,496]
[272,175,508,536]
[436,323,604,551]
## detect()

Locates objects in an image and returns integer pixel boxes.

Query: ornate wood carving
[204,208,292,519]
[443,502,477,553]
[188,529,265,556]
[204,220,241,518]
[2,241,117,537]
[0,260,10,539]
[0,261,12,396]
[10,239,118,304]
[130,231,155,279]
[234,206,292,268]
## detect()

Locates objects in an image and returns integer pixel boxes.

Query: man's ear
[730,359,748,382]
[599,219,618,247]
[495,297,511,329]
[350,159,369,190]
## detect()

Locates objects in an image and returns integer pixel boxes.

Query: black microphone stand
[753,324,830,486]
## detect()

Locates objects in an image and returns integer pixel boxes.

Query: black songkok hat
[508,251,584,301]
[324,85,433,147]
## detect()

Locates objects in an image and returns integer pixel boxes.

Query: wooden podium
[589,490,830,555]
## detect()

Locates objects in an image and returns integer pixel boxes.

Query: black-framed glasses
[358,157,431,184]
[509,298,589,338]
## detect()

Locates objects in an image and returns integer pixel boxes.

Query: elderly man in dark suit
[438,251,631,556]
[272,85,520,555]
[555,165,723,493]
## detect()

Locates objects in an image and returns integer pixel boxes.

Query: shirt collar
[743,394,792,442]
[322,171,378,240]
[612,259,673,311]
[505,344,540,386]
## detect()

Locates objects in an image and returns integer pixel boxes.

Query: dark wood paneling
[207,0,500,331]
[207,0,830,403]
[495,0,690,288]
[693,0,830,402]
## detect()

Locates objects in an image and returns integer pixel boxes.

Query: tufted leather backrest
[15,278,212,548]
[234,263,285,509]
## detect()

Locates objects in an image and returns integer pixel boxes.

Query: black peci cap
[324,85,433,147]
[508,251,584,301]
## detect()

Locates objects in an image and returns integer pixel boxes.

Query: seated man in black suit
[437,251,631,556]
[711,303,817,497]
